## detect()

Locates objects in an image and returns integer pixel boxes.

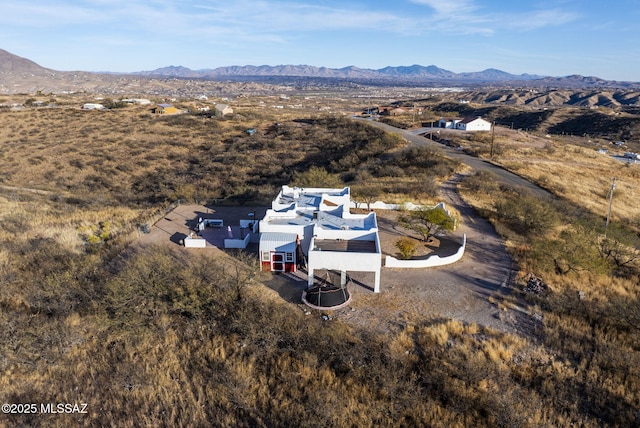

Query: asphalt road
[364,120,554,199]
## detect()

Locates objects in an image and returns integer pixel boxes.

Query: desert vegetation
[1,96,639,426]
[456,167,640,426]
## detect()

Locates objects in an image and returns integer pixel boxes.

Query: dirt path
[325,174,528,335]
[0,184,59,196]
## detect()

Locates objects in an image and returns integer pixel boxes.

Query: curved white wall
[384,234,466,268]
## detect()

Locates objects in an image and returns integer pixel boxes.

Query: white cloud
[409,0,579,34]
[505,8,579,31]
[190,1,412,34]
[410,0,478,15]
[0,0,416,38]
[1,0,578,43]
[0,2,106,26]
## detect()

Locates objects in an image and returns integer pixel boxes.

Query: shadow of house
[170,232,188,245]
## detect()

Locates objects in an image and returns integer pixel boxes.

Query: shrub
[395,237,419,259]
[292,166,343,188]
[494,194,558,237]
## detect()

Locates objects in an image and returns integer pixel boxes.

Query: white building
[438,116,492,131]
[437,118,459,129]
[122,98,152,105]
[456,117,492,131]
[82,103,105,110]
[259,186,382,292]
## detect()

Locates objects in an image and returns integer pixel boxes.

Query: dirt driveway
[323,174,526,335]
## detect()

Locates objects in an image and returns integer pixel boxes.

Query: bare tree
[352,185,382,210]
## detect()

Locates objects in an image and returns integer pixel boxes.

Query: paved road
[365,120,553,199]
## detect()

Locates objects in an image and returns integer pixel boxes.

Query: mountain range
[132,64,639,89]
[136,63,543,82]
[1,48,639,95]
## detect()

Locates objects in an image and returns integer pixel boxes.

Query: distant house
[152,104,179,115]
[215,104,233,116]
[82,103,104,110]
[377,106,393,115]
[438,116,492,131]
[437,117,460,129]
[123,98,151,105]
[456,117,492,131]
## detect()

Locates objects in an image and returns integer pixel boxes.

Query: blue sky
[1,0,639,81]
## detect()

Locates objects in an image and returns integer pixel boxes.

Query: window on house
[285,252,294,262]
[262,251,270,262]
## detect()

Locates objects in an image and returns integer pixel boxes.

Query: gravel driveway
[327,174,525,335]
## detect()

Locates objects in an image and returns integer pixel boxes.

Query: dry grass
[457,141,640,427]
[496,140,640,224]
[1,98,639,426]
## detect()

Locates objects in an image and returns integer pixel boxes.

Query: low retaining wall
[385,234,466,268]
[224,234,251,249]
[351,201,448,212]
[184,235,207,248]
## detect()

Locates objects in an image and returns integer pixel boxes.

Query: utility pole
[490,121,496,158]
[412,103,417,126]
[604,177,616,237]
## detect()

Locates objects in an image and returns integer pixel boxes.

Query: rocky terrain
[464,88,640,108]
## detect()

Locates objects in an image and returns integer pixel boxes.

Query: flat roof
[263,209,376,230]
[312,239,377,253]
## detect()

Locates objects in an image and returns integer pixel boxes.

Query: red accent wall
[261,261,296,272]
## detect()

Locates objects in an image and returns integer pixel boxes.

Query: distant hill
[0,48,51,73]
[139,65,203,78]
[374,65,457,78]
[531,75,640,89]
[463,88,640,108]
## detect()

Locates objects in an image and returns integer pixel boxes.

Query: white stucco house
[438,116,491,131]
[259,186,382,292]
[457,117,492,131]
